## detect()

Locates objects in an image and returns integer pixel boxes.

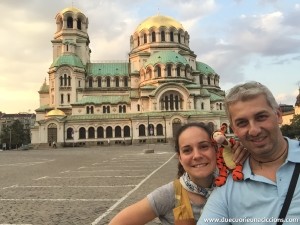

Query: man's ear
[276,108,283,124]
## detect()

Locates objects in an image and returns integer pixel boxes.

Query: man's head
[224,81,284,158]
[224,81,279,125]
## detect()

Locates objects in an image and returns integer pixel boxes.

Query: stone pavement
[0,143,178,225]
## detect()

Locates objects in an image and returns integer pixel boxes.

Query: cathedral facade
[31,7,229,147]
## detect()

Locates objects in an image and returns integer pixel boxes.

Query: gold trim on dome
[135,15,184,33]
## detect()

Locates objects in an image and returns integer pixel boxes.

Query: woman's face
[178,126,216,186]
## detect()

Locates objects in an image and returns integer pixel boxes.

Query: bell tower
[47,7,89,113]
[52,7,91,65]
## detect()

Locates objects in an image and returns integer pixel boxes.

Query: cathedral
[31,7,229,147]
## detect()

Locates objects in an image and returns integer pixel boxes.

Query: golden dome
[60,7,82,15]
[135,15,184,33]
[46,109,66,117]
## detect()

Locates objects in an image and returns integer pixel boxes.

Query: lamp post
[9,128,12,150]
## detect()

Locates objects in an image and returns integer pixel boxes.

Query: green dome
[144,51,188,67]
[196,61,216,75]
[51,54,84,68]
[39,80,49,93]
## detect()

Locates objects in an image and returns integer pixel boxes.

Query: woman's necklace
[251,145,287,169]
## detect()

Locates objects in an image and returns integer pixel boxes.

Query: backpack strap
[173,179,196,225]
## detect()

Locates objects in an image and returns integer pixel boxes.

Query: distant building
[31,7,230,147]
[0,112,36,147]
[281,88,300,125]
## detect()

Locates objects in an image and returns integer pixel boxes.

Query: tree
[0,119,31,149]
[281,115,300,139]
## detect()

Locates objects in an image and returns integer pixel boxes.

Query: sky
[0,0,299,113]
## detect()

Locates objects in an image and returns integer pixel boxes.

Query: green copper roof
[35,105,53,112]
[144,51,188,67]
[196,61,216,75]
[74,95,130,105]
[51,54,85,68]
[200,88,210,96]
[209,92,224,101]
[87,62,129,76]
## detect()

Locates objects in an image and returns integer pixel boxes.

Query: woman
[109,123,246,225]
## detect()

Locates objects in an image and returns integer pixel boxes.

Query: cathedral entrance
[172,118,182,138]
[48,123,57,144]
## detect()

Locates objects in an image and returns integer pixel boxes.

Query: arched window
[124,77,128,87]
[170,94,174,110]
[103,106,110,113]
[106,126,113,138]
[137,104,140,111]
[79,127,86,139]
[201,102,204,110]
[88,78,93,87]
[138,124,146,136]
[160,91,183,111]
[167,65,172,77]
[176,66,181,77]
[98,78,102,87]
[106,77,111,87]
[152,31,156,42]
[161,31,165,42]
[170,31,174,42]
[157,66,161,77]
[61,94,64,104]
[77,18,81,30]
[208,76,211,85]
[88,127,95,139]
[148,124,154,136]
[97,127,104,138]
[115,77,119,87]
[68,76,71,86]
[66,128,74,139]
[115,126,122,137]
[178,33,181,43]
[67,17,73,28]
[200,75,203,85]
[60,76,63,86]
[143,33,147,44]
[124,126,130,137]
[64,74,67,86]
[90,106,94,114]
[156,124,163,135]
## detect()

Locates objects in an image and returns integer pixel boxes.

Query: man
[198,81,300,224]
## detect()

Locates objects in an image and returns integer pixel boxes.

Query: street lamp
[9,128,12,150]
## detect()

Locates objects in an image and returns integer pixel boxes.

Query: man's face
[229,94,283,157]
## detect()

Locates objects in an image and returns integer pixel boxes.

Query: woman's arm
[108,197,157,225]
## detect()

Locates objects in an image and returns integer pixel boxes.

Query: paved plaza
[0,144,178,225]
